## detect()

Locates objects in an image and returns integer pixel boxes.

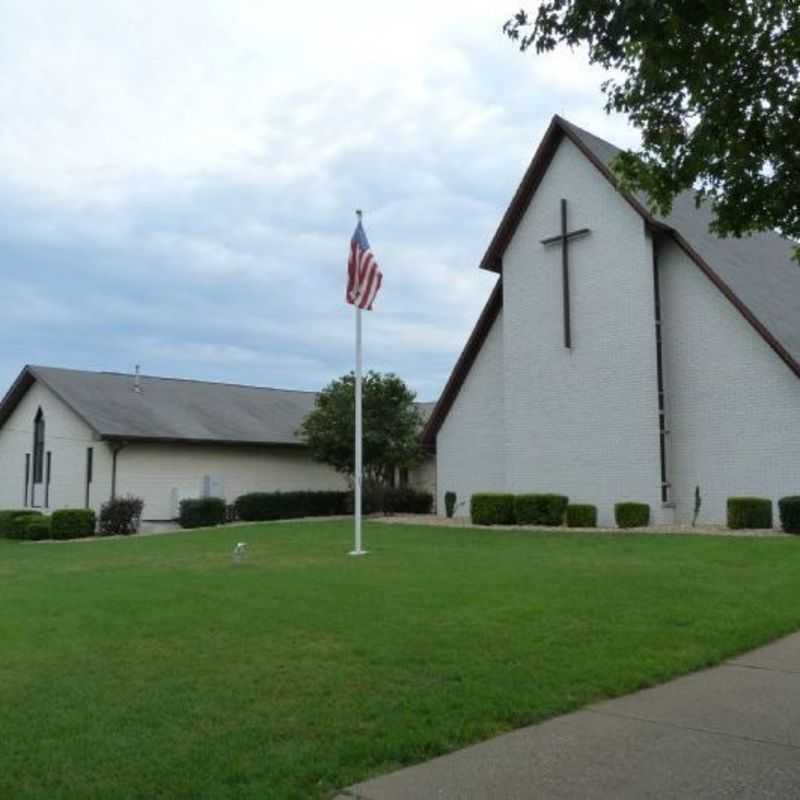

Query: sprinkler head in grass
[232,542,247,565]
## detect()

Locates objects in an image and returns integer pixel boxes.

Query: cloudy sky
[1,1,641,401]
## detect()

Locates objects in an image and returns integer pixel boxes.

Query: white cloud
[0,0,640,396]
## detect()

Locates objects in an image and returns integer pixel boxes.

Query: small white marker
[232,542,247,565]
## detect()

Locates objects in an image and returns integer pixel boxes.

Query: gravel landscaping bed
[377,514,791,537]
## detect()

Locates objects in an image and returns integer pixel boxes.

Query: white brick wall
[659,237,800,524]
[501,138,666,526]
[0,380,112,512]
[436,309,505,516]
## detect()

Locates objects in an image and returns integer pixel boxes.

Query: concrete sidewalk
[337,634,800,799]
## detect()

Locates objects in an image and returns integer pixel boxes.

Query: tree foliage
[298,371,424,486]
[504,2,800,253]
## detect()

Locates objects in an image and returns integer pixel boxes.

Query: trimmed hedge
[51,509,96,540]
[1,512,44,539]
[179,497,226,529]
[514,494,569,526]
[470,493,516,526]
[444,491,457,519]
[615,502,650,529]
[0,509,42,538]
[566,504,597,528]
[25,519,51,541]
[727,497,773,530]
[778,496,800,534]
[235,491,349,522]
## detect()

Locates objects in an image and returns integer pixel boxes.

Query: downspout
[110,441,128,501]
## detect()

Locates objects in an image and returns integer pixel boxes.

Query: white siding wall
[436,309,505,516]
[659,238,800,524]
[0,381,113,513]
[501,137,666,526]
[115,443,348,520]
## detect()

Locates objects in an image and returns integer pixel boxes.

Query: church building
[423,116,800,526]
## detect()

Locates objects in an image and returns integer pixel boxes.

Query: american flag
[347,216,383,310]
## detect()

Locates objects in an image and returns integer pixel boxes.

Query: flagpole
[351,210,366,556]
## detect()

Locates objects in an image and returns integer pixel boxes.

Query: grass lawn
[3,521,800,799]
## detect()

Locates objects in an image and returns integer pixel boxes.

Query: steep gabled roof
[423,115,800,446]
[0,366,435,448]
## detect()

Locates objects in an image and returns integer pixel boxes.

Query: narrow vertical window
[24,454,30,507]
[32,408,45,485]
[45,452,52,508]
[85,447,93,509]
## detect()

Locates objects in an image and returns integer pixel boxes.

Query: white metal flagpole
[351,211,366,556]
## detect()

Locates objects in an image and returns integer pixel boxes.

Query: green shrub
[470,493,516,526]
[566,504,598,528]
[727,497,773,530]
[366,486,433,514]
[51,509,96,540]
[235,491,349,522]
[615,502,650,529]
[444,491,457,519]
[778,496,800,534]
[179,497,226,529]
[25,519,51,541]
[99,495,144,536]
[0,509,42,538]
[1,512,44,539]
[514,494,569,526]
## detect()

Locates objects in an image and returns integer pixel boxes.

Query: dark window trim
[24,453,30,507]
[85,447,93,509]
[653,243,670,504]
[32,407,45,485]
[45,451,52,508]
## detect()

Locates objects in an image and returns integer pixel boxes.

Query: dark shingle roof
[560,118,800,367]
[0,366,435,447]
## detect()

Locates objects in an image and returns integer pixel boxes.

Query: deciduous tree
[504,2,800,254]
[299,371,424,486]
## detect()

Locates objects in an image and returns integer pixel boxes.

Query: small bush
[470,493,516,526]
[25,519,52,541]
[514,494,569,526]
[51,509,96,540]
[99,495,144,536]
[2,512,43,540]
[566,504,598,528]
[727,497,773,530]
[380,487,433,515]
[235,491,349,522]
[444,491,457,519]
[179,497,226,529]
[778,496,800,534]
[615,502,650,529]
[0,510,42,538]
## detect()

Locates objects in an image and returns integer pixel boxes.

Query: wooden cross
[540,199,590,349]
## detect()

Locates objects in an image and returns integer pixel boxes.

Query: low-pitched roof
[423,115,800,445]
[0,365,436,448]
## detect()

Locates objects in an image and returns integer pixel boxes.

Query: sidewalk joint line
[587,708,800,751]
[725,661,800,676]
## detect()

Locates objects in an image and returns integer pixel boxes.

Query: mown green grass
[2,521,800,799]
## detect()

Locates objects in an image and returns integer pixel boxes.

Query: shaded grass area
[2,521,800,799]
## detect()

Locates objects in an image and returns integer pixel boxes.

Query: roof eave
[100,433,308,449]
[421,279,503,447]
